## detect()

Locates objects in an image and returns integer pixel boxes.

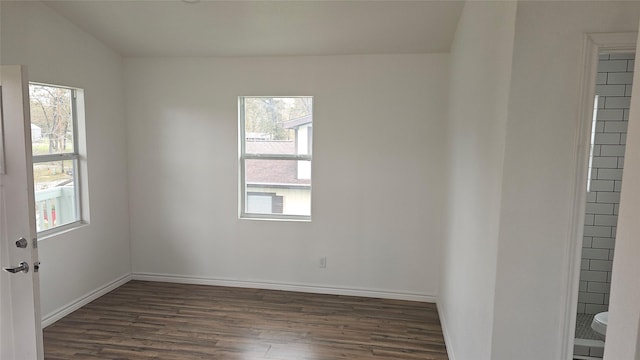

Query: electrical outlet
[319,256,327,269]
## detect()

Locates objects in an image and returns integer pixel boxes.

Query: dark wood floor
[44,280,448,359]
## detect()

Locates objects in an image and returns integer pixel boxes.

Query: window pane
[29,84,74,155]
[245,159,311,216]
[244,97,312,155]
[33,160,79,231]
[247,193,282,214]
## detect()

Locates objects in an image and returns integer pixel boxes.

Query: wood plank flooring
[44,281,448,359]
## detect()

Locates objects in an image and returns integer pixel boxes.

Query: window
[239,97,313,220]
[29,83,85,234]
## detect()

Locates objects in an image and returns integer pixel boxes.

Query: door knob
[3,261,29,274]
[15,238,27,248]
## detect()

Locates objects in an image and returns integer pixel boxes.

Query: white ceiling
[43,0,465,57]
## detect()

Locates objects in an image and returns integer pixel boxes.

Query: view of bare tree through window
[29,83,81,232]
[244,97,312,142]
[30,85,74,155]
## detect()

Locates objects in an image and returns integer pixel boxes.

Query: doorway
[573,50,635,360]
[565,32,638,360]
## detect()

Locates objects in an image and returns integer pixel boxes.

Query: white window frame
[30,82,86,237]
[239,96,312,221]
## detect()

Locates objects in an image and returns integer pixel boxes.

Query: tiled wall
[578,52,634,315]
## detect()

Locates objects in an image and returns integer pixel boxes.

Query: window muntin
[29,83,83,234]
[240,97,313,220]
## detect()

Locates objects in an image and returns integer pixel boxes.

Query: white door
[0,65,44,360]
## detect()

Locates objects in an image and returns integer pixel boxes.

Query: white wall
[492,2,640,360]
[125,54,448,298]
[605,25,640,360]
[0,2,130,318]
[440,2,516,360]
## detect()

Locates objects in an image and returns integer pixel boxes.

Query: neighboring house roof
[245,132,270,140]
[246,140,296,155]
[245,140,310,186]
[282,114,312,129]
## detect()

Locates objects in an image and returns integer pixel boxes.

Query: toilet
[591,311,608,337]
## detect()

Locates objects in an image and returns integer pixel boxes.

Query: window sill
[37,221,88,241]
[240,215,311,222]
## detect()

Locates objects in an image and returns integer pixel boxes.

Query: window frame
[239,96,313,221]
[30,82,84,236]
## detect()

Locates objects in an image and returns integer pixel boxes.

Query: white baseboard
[574,338,605,348]
[41,274,132,328]
[132,272,436,303]
[436,301,456,360]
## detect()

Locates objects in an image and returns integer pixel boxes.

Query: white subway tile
[627,59,636,70]
[595,215,618,226]
[607,73,634,84]
[587,281,611,294]
[596,192,620,204]
[617,157,625,169]
[621,133,627,145]
[589,180,614,191]
[590,260,613,271]
[591,156,618,168]
[626,84,634,97]
[581,270,608,282]
[597,169,624,180]
[603,121,628,133]
[594,133,621,144]
[600,144,626,156]
[583,225,611,237]
[586,192,597,202]
[579,291,605,304]
[596,73,607,85]
[623,109,630,120]
[604,96,631,108]
[592,237,615,249]
[582,248,611,260]
[583,236,593,248]
[596,84,626,96]
[609,249,615,261]
[577,303,586,314]
[613,203,620,215]
[598,60,628,72]
[609,53,635,60]
[598,54,610,60]
[585,202,614,215]
[585,304,608,315]
[596,109,624,120]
